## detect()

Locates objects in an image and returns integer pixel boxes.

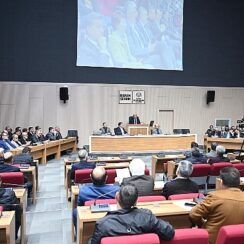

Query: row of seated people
[184,142,231,164]
[0,146,37,241]
[72,162,244,244]
[0,125,63,152]
[205,124,244,138]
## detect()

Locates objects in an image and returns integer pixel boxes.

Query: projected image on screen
[77,0,183,70]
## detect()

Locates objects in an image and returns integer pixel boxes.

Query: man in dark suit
[161,160,198,199]
[208,145,230,164]
[114,122,128,136]
[45,127,56,141]
[120,158,154,196]
[129,114,141,124]
[28,127,34,141]
[55,126,62,140]
[13,146,34,165]
[70,149,96,180]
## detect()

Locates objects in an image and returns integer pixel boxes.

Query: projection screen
[77,0,184,71]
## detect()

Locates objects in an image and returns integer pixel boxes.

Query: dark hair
[15,127,21,132]
[220,167,240,188]
[49,127,54,132]
[22,128,28,132]
[29,127,33,131]
[22,146,31,154]
[118,122,122,126]
[211,142,218,151]
[4,155,13,164]
[191,142,199,148]
[91,169,107,185]
[35,126,40,131]
[192,148,201,158]
[118,184,138,209]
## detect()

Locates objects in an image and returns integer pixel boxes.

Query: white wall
[0,82,243,147]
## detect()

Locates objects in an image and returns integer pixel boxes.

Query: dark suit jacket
[208,156,230,164]
[114,127,127,136]
[13,153,34,165]
[161,178,199,199]
[45,132,56,141]
[0,162,21,173]
[70,161,96,180]
[55,132,62,140]
[31,134,40,144]
[121,175,154,196]
[129,116,141,124]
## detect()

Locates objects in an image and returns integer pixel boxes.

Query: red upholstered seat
[168,193,204,200]
[101,233,160,244]
[0,206,3,211]
[216,224,244,244]
[209,163,233,176]
[0,172,24,187]
[160,229,208,244]
[233,164,244,177]
[75,168,150,184]
[208,162,233,186]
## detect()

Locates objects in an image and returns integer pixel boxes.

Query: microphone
[90,187,119,213]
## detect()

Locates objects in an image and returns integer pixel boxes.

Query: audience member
[206,142,218,158]
[99,122,112,135]
[0,131,16,150]
[13,146,34,165]
[190,167,244,244]
[5,126,13,141]
[0,176,22,240]
[45,127,56,141]
[11,134,22,148]
[185,148,207,164]
[70,149,96,180]
[161,160,198,199]
[120,158,154,196]
[54,126,62,140]
[152,124,162,135]
[129,114,141,124]
[208,145,230,164]
[114,122,127,136]
[72,167,119,230]
[205,125,215,137]
[19,131,30,145]
[31,128,44,144]
[89,184,175,244]
[28,127,35,141]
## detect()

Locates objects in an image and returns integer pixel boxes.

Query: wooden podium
[126,124,149,135]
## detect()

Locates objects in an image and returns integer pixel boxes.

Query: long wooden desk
[151,154,185,180]
[11,138,76,164]
[0,211,15,244]
[13,189,27,244]
[20,166,37,204]
[77,200,192,244]
[204,136,244,151]
[90,134,197,153]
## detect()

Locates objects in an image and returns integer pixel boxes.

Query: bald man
[72,167,120,230]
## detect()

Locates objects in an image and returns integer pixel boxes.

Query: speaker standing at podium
[129,114,141,124]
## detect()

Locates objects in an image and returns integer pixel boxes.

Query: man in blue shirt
[72,167,119,230]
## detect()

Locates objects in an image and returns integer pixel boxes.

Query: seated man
[45,127,56,141]
[11,134,22,148]
[70,149,96,180]
[120,158,154,196]
[208,145,230,164]
[190,167,244,244]
[89,184,175,244]
[161,160,198,199]
[99,122,112,135]
[0,150,33,197]
[114,122,127,136]
[185,148,207,164]
[129,114,141,124]
[13,146,34,165]
[54,126,62,140]
[0,131,16,150]
[152,124,162,135]
[72,167,119,230]
[0,176,22,240]
[206,142,218,158]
